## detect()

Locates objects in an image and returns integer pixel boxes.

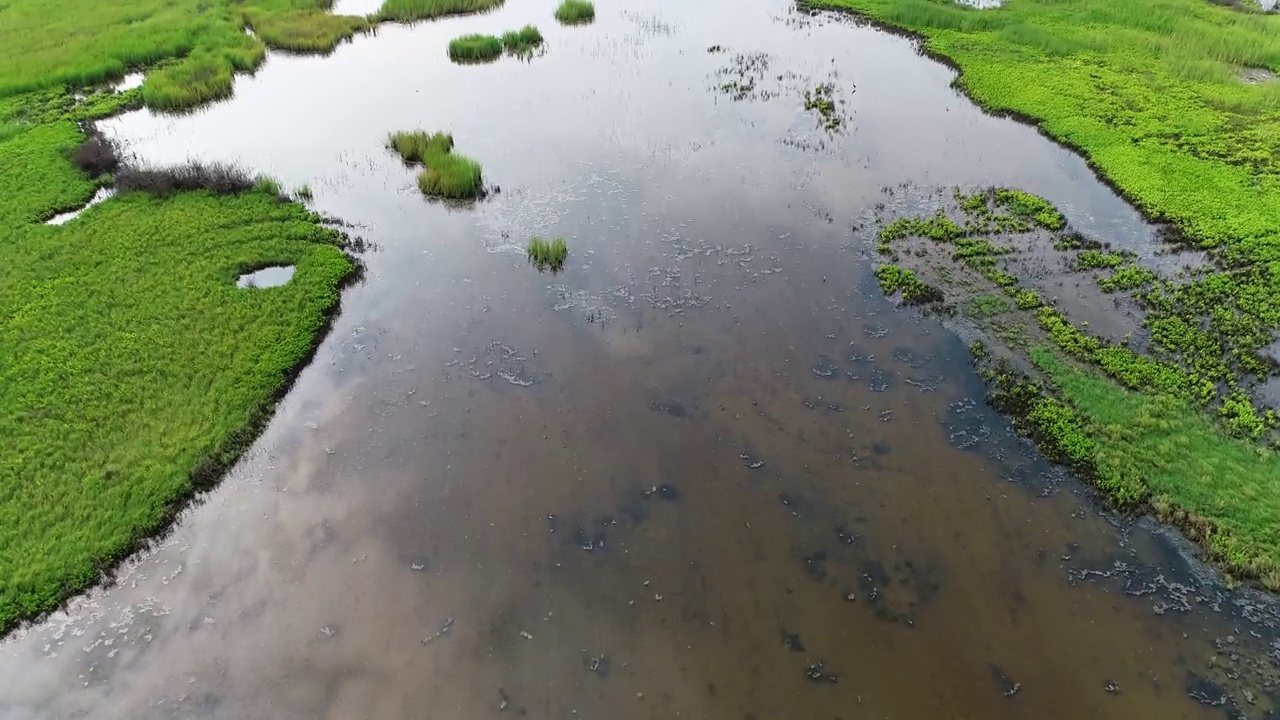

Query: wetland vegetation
[555,0,595,25]
[448,25,543,63]
[388,130,485,199]
[0,0,519,632]
[527,236,569,272]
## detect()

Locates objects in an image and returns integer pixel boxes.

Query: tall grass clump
[388,130,484,199]
[555,0,595,24]
[388,130,454,163]
[377,0,504,23]
[527,236,568,272]
[502,25,544,56]
[416,154,484,199]
[448,34,504,62]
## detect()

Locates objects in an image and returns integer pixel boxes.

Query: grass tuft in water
[388,130,483,200]
[448,34,504,62]
[502,25,545,56]
[388,131,454,164]
[555,0,595,25]
[527,236,568,272]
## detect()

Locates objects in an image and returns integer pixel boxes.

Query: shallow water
[236,265,297,289]
[44,187,115,226]
[4,0,1280,718]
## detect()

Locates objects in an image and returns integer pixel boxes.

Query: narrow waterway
[4,1,1280,718]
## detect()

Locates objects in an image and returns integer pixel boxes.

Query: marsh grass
[416,154,484,199]
[448,34,504,62]
[555,0,595,25]
[388,130,454,163]
[527,236,569,272]
[502,25,545,56]
[377,0,504,23]
[243,9,370,54]
[389,130,484,199]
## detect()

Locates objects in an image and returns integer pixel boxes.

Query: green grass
[377,0,504,23]
[244,9,371,54]
[805,0,1280,391]
[527,236,569,272]
[554,0,595,25]
[1029,349,1280,586]
[388,130,484,199]
[0,94,353,629]
[417,154,484,199]
[502,25,545,57]
[448,34,504,62]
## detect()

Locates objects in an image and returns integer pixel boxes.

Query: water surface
[3,1,1279,718]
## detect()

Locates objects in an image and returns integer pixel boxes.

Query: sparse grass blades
[527,236,569,272]
[416,153,483,199]
[388,131,453,164]
[502,25,545,56]
[377,0,504,23]
[555,0,595,25]
[448,34,504,62]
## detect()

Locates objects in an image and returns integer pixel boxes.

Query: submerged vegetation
[388,130,485,200]
[555,0,596,25]
[527,236,569,272]
[875,187,1280,587]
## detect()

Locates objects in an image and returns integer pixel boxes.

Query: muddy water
[4,1,1280,718]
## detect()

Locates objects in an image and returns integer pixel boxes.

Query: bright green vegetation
[0,91,353,629]
[805,0,1280,408]
[527,236,569,272]
[388,130,484,200]
[990,349,1280,588]
[1075,248,1128,271]
[992,188,1064,231]
[0,0,505,113]
[1014,289,1042,310]
[448,34,504,62]
[448,26,543,62]
[874,264,943,304]
[502,25,545,57]
[0,0,452,631]
[1097,264,1158,293]
[555,0,595,25]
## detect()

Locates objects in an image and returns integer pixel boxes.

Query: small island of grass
[502,25,545,57]
[448,33,504,62]
[388,130,484,200]
[555,0,595,25]
[527,236,568,272]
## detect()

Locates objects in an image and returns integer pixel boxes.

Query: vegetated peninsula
[0,0,502,634]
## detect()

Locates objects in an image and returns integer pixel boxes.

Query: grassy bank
[872,187,1280,586]
[804,0,1280,387]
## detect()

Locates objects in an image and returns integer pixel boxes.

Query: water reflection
[1,0,1277,718]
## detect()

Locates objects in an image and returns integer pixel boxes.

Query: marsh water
[5,0,1280,718]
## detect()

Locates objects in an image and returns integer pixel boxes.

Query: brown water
[4,1,1280,718]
